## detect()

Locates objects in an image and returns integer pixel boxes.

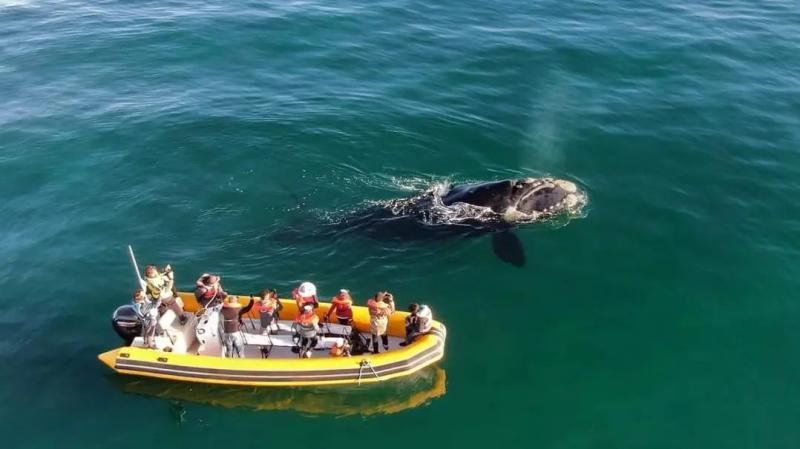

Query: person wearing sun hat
[293,281,319,310]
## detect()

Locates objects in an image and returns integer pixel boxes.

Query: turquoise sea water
[2,0,800,447]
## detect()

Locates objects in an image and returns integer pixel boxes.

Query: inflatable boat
[98,292,446,386]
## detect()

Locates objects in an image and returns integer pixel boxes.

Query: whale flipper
[491,230,526,267]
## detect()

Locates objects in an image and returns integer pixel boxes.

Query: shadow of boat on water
[112,366,447,417]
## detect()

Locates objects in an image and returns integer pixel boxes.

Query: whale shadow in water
[280,177,587,268]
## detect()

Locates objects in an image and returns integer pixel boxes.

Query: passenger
[144,264,187,325]
[132,289,158,349]
[253,288,283,335]
[195,273,227,307]
[417,304,433,333]
[367,292,395,353]
[400,303,433,346]
[292,281,319,310]
[329,338,351,357]
[324,289,354,327]
[401,303,420,347]
[220,295,255,358]
[295,304,320,358]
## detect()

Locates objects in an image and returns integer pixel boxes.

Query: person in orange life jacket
[292,281,319,310]
[144,264,188,325]
[220,295,255,358]
[400,303,433,346]
[195,273,227,307]
[295,304,320,358]
[252,288,282,335]
[324,289,354,327]
[367,292,395,353]
[329,338,351,357]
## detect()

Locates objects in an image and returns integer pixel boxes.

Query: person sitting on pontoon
[195,273,227,307]
[145,264,188,325]
[295,304,320,358]
[400,303,433,346]
[293,281,319,310]
[220,295,255,358]
[253,288,282,335]
[324,289,354,327]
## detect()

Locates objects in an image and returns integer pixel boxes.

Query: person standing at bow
[144,264,187,325]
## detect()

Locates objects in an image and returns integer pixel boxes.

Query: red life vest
[331,296,353,319]
[200,284,221,300]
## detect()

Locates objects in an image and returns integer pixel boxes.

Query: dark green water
[2,0,800,447]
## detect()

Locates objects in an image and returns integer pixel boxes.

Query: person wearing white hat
[293,281,319,310]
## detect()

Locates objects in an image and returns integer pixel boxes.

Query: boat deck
[134,316,404,360]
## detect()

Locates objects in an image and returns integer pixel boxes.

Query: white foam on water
[0,0,34,7]
[324,176,589,227]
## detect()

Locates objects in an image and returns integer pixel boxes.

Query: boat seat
[242,332,345,350]
[258,320,351,335]
[130,310,196,353]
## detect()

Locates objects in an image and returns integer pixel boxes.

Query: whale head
[504,177,586,221]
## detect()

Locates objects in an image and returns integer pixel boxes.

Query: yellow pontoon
[99,292,446,387]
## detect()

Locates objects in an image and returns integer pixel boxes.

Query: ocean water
[2,0,800,447]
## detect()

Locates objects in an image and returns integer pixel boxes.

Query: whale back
[441,180,514,213]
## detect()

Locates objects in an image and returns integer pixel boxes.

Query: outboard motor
[111,305,142,345]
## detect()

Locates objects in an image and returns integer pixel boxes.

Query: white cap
[418,305,432,319]
[298,281,317,297]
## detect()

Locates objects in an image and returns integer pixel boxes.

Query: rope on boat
[357,359,379,385]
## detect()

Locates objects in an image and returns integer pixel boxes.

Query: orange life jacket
[258,297,277,313]
[296,311,318,326]
[331,296,353,319]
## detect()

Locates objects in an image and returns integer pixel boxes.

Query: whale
[321,177,587,267]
